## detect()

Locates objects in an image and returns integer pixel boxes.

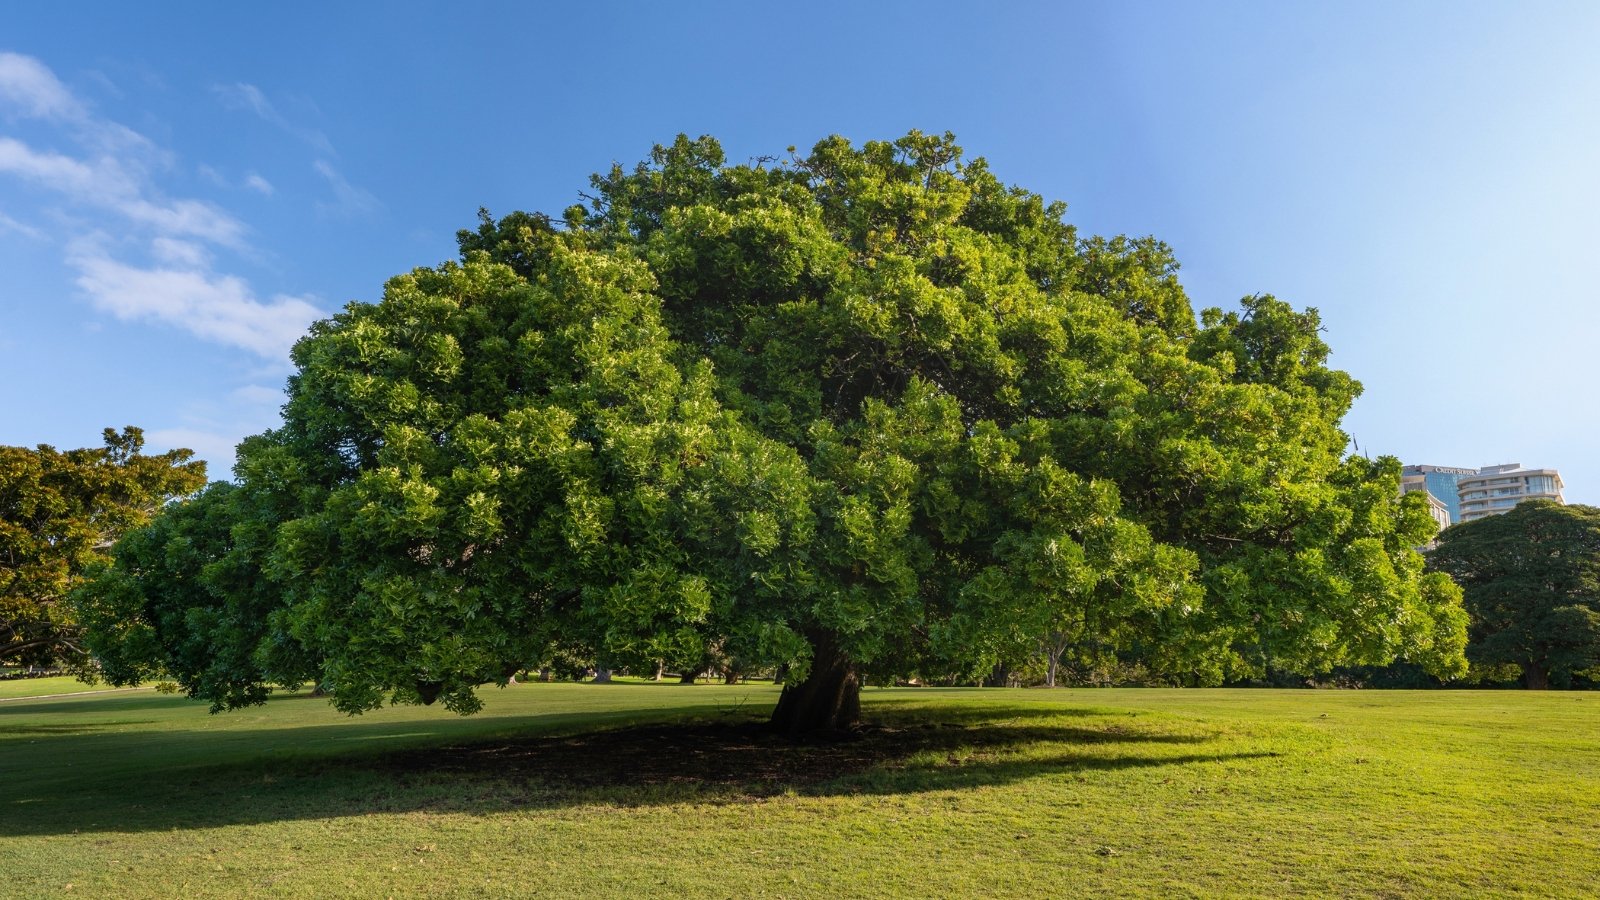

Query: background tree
[1,428,204,666]
[1428,501,1600,689]
[77,133,1467,732]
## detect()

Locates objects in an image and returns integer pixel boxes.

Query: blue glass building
[1401,465,1478,524]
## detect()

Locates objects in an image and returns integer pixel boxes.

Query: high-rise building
[1399,475,1452,534]
[1400,465,1478,524]
[1456,464,1564,522]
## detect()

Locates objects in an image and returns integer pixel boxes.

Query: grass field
[0,675,149,701]
[2,681,1597,898]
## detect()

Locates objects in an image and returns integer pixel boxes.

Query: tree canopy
[75,132,1467,731]
[1428,500,1600,689]
[1,428,205,665]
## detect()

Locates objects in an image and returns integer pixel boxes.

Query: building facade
[1400,474,1453,535]
[1400,465,1478,524]
[1456,464,1564,522]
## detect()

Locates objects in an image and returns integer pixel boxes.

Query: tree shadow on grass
[3,700,1279,836]
[379,717,1273,804]
[384,701,1191,788]
[2,720,157,735]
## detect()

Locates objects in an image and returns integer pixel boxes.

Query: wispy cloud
[69,236,322,359]
[198,164,275,197]
[0,53,326,361]
[313,159,381,218]
[0,136,245,245]
[210,83,380,221]
[0,53,157,157]
[0,51,86,121]
[0,208,42,239]
[212,82,335,156]
[197,163,228,187]
[150,236,210,267]
[243,172,274,196]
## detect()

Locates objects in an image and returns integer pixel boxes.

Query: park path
[0,686,153,703]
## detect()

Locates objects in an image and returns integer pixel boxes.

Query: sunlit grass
[3,682,1596,897]
[0,674,146,700]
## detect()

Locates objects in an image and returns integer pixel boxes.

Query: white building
[1457,464,1564,522]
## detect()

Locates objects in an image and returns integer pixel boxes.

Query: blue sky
[3,2,1597,503]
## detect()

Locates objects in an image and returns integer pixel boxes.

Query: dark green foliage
[73,478,320,710]
[0,428,205,665]
[1429,501,1600,689]
[76,132,1466,727]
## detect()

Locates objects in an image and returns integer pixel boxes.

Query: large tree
[1428,501,1600,689]
[1,428,205,665]
[75,133,1466,731]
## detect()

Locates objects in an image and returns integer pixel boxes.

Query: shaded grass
[3,684,1598,897]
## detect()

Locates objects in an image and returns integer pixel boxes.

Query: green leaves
[80,131,1467,715]
[1430,501,1600,687]
[2,428,205,666]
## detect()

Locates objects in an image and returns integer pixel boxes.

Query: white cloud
[150,236,210,267]
[198,165,276,198]
[313,159,381,218]
[121,196,246,246]
[0,54,154,158]
[69,238,323,359]
[81,120,162,158]
[210,83,382,220]
[212,82,335,156]
[0,209,42,239]
[0,54,329,362]
[0,135,245,245]
[0,136,107,192]
[243,172,274,195]
[0,51,86,121]
[80,69,123,100]
[211,81,271,118]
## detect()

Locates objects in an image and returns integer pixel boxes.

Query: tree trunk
[653,659,665,682]
[679,669,700,684]
[591,668,611,683]
[772,662,790,685]
[767,631,860,735]
[984,663,1011,688]
[1523,663,1550,690]
[1044,631,1067,689]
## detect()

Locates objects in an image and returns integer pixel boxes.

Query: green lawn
[0,675,149,701]
[2,682,1596,898]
